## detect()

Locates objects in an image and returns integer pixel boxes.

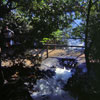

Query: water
[30,57,86,100]
[54,67,72,84]
[31,67,76,100]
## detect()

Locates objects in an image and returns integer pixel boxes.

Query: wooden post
[47,46,48,58]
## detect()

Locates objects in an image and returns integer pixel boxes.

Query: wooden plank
[44,44,85,48]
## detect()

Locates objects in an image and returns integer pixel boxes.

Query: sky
[68,19,84,47]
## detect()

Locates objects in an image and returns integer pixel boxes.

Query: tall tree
[85,0,92,72]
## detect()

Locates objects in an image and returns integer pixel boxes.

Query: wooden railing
[44,44,85,58]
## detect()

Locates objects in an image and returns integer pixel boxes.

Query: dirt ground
[1,49,85,67]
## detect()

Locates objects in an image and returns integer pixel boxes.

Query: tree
[84,0,92,72]
[1,0,99,70]
[87,0,100,63]
[0,0,85,46]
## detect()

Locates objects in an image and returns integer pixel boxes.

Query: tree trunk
[85,0,92,72]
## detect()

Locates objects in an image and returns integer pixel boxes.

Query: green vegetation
[0,0,85,47]
[0,0,100,100]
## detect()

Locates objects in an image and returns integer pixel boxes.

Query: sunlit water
[31,67,76,100]
[30,57,87,100]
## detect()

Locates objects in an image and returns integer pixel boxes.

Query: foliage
[1,1,100,99]
[1,0,100,62]
[41,38,51,44]
[51,29,63,41]
[0,0,86,48]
